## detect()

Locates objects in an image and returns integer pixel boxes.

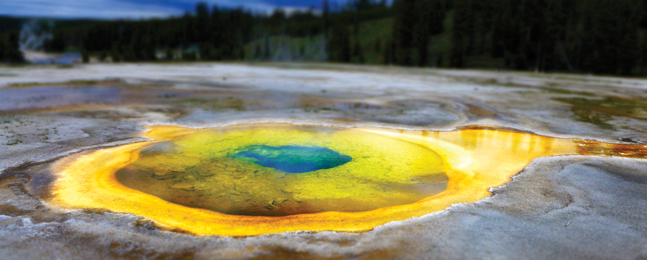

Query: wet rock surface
[0,63,646,259]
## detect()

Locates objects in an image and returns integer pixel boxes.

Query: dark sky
[0,0,345,19]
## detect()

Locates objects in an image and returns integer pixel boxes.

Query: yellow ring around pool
[49,124,642,236]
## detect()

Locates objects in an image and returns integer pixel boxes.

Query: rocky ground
[0,62,646,259]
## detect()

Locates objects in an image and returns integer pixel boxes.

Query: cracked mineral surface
[0,63,646,259]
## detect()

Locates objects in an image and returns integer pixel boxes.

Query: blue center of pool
[231,145,352,173]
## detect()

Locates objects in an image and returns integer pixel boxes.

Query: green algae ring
[114,125,448,216]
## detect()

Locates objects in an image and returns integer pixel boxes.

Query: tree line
[447,0,647,75]
[45,4,255,62]
[0,31,25,63]
[7,0,647,76]
[383,0,647,76]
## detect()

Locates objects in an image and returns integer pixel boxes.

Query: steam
[19,19,53,51]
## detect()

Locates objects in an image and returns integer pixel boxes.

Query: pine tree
[392,0,418,66]
[322,0,330,41]
[0,35,6,62]
[524,0,547,71]
[327,23,351,62]
[352,18,365,63]
[639,0,647,74]
[413,0,430,66]
[429,0,446,35]
[165,48,174,61]
[195,2,210,43]
[81,47,89,63]
[383,39,393,65]
[6,31,24,63]
[614,0,641,75]
[254,43,262,59]
[540,0,569,71]
[264,34,271,59]
[490,0,508,59]
[354,40,365,63]
[450,0,474,67]
[580,0,640,75]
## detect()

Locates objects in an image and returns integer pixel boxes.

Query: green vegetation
[5,0,647,76]
[0,31,25,64]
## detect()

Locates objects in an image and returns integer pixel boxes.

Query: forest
[2,0,647,76]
